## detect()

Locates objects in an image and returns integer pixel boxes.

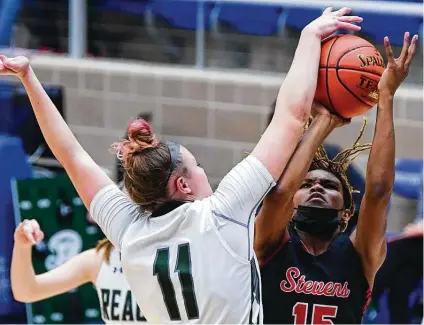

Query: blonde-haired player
[11,219,146,323]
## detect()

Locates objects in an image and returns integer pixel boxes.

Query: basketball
[315,34,386,119]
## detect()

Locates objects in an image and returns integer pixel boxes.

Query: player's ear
[340,209,351,232]
[175,176,192,195]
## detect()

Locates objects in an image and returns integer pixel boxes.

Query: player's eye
[300,183,310,189]
[323,182,338,190]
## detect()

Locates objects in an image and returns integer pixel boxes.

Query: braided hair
[307,117,372,214]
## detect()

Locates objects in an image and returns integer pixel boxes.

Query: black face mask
[293,205,343,240]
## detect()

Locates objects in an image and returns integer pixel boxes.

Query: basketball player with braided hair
[1,8,362,323]
[11,187,147,323]
[256,32,418,324]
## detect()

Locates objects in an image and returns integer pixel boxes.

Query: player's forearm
[256,30,322,180]
[11,244,39,302]
[20,67,115,212]
[19,67,86,167]
[365,90,395,200]
[352,92,394,279]
[274,29,321,123]
[271,114,335,200]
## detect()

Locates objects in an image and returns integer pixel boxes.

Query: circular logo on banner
[45,229,83,271]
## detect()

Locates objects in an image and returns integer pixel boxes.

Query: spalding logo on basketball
[315,34,385,119]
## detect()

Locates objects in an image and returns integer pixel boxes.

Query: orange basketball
[315,34,385,119]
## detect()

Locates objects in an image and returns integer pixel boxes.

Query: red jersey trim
[260,234,291,268]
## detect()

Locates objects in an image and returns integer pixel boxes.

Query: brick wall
[28,55,423,230]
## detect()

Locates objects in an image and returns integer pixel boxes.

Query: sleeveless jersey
[260,227,371,324]
[95,248,147,323]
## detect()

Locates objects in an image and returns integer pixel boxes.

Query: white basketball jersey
[121,201,263,324]
[95,248,146,323]
[91,156,275,324]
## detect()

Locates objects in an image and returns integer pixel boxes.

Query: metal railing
[68,0,423,67]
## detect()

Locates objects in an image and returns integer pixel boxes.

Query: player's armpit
[209,156,275,261]
[253,183,293,261]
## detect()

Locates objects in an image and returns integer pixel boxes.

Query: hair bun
[111,118,158,161]
[127,119,156,148]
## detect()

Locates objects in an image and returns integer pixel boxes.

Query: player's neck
[296,230,339,256]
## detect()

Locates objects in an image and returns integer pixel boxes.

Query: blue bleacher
[0,82,14,135]
[0,0,22,46]
[86,0,422,47]
[393,159,423,199]
[214,3,284,36]
[95,0,150,15]
[283,7,323,32]
[358,12,423,46]
[0,135,32,316]
[150,0,213,30]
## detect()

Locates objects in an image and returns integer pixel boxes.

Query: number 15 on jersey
[293,302,338,324]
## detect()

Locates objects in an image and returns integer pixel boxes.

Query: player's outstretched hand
[14,219,44,247]
[311,101,350,128]
[378,32,418,95]
[0,55,30,79]
[304,7,362,39]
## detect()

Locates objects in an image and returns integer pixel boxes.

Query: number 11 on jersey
[154,243,200,321]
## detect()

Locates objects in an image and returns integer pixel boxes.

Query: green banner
[13,174,104,324]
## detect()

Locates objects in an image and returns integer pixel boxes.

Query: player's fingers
[399,32,410,63]
[29,219,40,232]
[404,34,418,69]
[22,221,36,244]
[384,37,394,63]
[337,16,363,23]
[334,7,351,17]
[0,61,7,74]
[23,219,37,236]
[3,58,19,72]
[323,7,333,14]
[22,219,31,228]
[29,220,43,243]
[34,230,44,243]
[336,21,362,32]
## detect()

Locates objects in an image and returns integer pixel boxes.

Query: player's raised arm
[211,7,362,223]
[209,8,362,261]
[351,33,418,285]
[11,219,99,302]
[0,56,137,249]
[255,104,347,263]
[250,7,361,180]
